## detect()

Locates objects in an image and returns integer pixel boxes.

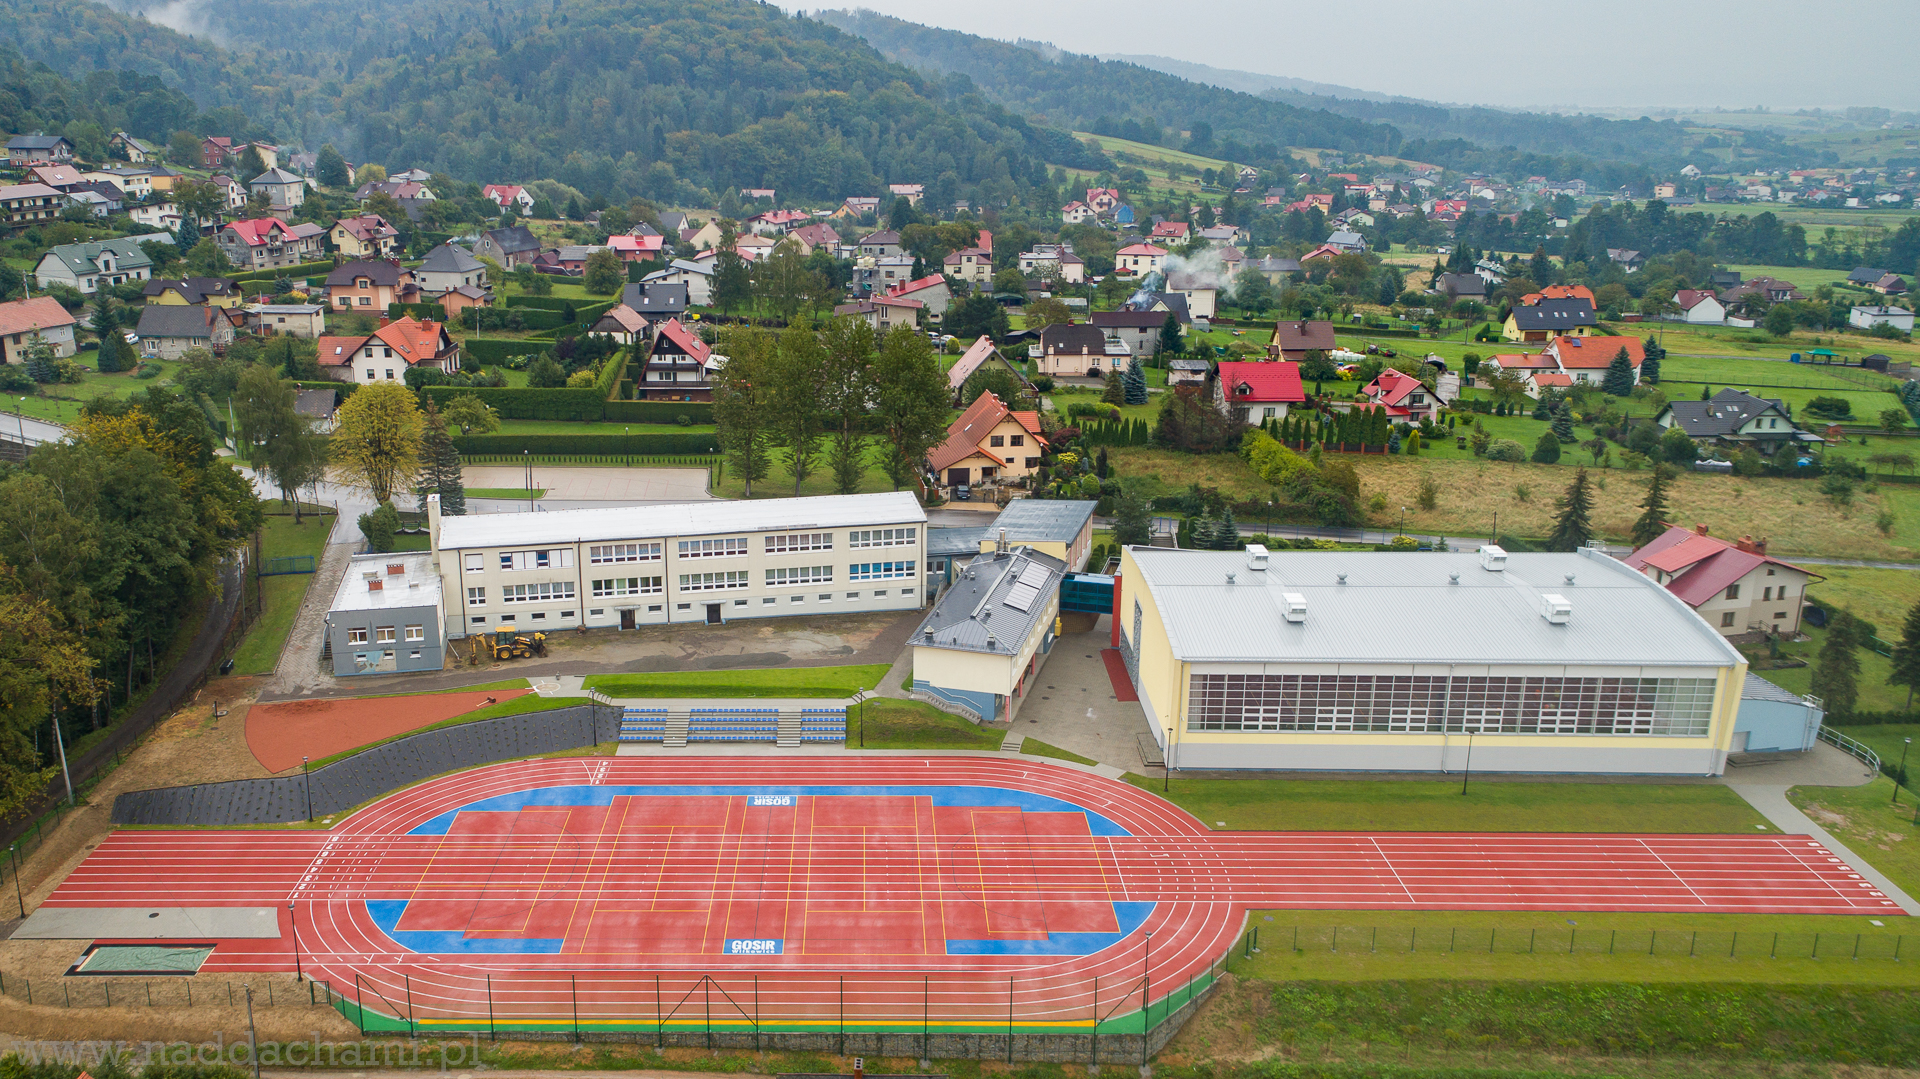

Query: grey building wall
[327,600,443,675]
[1734,697,1823,753]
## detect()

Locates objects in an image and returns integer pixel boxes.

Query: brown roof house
[928,392,1048,489]
[1267,319,1337,360]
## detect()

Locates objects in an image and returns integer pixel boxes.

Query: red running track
[43,757,1901,1030]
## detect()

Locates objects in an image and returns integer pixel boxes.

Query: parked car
[954,484,972,502]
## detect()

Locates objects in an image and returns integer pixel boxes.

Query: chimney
[1694,523,1709,536]
[997,528,1007,554]
[426,493,443,552]
[386,563,405,575]
[367,578,383,592]
[378,314,390,328]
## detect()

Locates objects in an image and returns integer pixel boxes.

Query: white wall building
[430,492,928,639]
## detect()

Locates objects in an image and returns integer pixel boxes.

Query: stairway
[776,712,801,748]
[664,713,690,748]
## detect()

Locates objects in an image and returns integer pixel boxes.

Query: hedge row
[606,399,713,424]
[461,338,553,366]
[229,260,334,284]
[451,431,721,455]
[387,302,448,321]
[595,351,630,399]
[422,385,605,419]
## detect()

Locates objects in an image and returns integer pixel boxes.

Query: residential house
[889,183,924,204]
[638,318,715,402]
[1115,242,1168,275]
[1267,319,1337,360]
[143,277,241,308]
[107,132,154,161]
[1090,310,1175,358]
[1249,255,1303,286]
[473,225,541,267]
[928,391,1046,488]
[1871,274,1909,296]
[127,201,181,231]
[1503,297,1598,343]
[1166,357,1211,388]
[354,179,434,202]
[1020,244,1084,283]
[1199,224,1247,246]
[62,187,113,219]
[833,197,880,220]
[1607,248,1645,273]
[331,214,400,259]
[1850,305,1915,333]
[1150,220,1190,243]
[325,260,417,311]
[785,222,840,256]
[1654,388,1804,456]
[589,304,649,345]
[945,335,1030,403]
[1085,188,1121,215]
[1324,230,1368,254]
[833,295,925,333]
[1434,272,1487,303]
[554,245,609,274]
[1543,335,1644,386]
[1164,270,1219,320]
[681,218,725,250]
[33,237,159,294]
[743,208,810,236]
[606,233,666,263]
[942,230,995,285]
[216,218,325,270]
[1520,284,1597,306]
[1624,524,1821,636]
[0,296,77,364]
[413,243,488,299]
[199,136,236,169]
[1721,276,1801,306]
[1359,368,1447,423]
[1060,201,1095,225]
[319,316,460,384]
[135,304,234,359]
[1031,322,1130,378]
[84,167,154,198]
[1846,267,1886,287]
[0,183,63,229]
[639,261,712,307]
[5,135,74,166]
[618,281,691,325]
[852,255,916,296]
[885,274,954,317]
[481,184,535,212]
[1675,290,1727,325]
[1214,360,1305,423]
[857,230,903,259]
[250,168,305,211]
[247,303,326,338]
[27,164,86,192]
[740,187,777,202]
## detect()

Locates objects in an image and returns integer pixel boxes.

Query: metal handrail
[1818,725,1881,773]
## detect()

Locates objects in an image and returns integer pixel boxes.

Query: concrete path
[259,539,359,699]
[1720,742,1878,787]
[1011,619,1162,774]
[1722,783,1920,915]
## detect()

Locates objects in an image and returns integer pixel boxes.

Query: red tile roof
[1363,368,1426,409]
[929,391,1043,472]
[1117,243,1168,257]
[1218,360,1305,403]
[1674,289,1717,311]
[1530,371,1574,387]
[0,295,76,337]
[1521,284,1596,305]
[1548,335,1644,368]
[886,274,947,297]
[316,334,363,366]
[1623,525,1821,608]
[369,316,452,366]
[654,318,710,361]
[224,218,295,246]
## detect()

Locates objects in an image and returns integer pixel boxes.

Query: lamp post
[288,900,303,980]
[1140,930,1153,1066]
[1164,725,1173,792]
[8,843,23,919]
[1399,507,1407,538]
[1460,730,1475,795]
[524,449,532,511]
[243,983,259,1079]
[1895,738,1912,806]
[302,755,312,821]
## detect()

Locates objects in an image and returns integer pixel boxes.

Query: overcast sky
[789,2,1916,113]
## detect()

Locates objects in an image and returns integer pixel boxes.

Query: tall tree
[415,400,467,516]
[1888,600,1920,710]
[1640,334,1665,383]
[88,291,118,345]
[315,143,350,188]
[0,564,97,821]
[712,220,753,314]
[1600,347,1636,396]
[1112,488,1152,546]
[753,240,825,322]
[1158,312,1183,357]
[234,363,325,518]
[711,327,777,496]
[869,325,949,495]
[330,383,423,504]
[1123,356,1148,405]
[1811,612,1862,715]
[819,316,877,494]
[1546,467,1596,551]
[582,249,625,295]
[442,394,501,436]
[945,293,1009,340]
[1630,464,1672,548]
[767,325,828,494]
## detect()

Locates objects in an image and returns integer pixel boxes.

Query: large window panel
[1187,673,1714,737]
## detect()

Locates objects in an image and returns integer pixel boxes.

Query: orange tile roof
[316,334,363,366]
[1521,284,1596,305]
[1549,335,1644,368]
[929,392,1044,472]
[370,316,450,366]
[0,295,76,337]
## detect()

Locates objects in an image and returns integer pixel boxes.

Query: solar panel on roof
[1005,582,1040,612]
[1018,563,1051,588]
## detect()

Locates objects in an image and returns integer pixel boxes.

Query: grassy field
[708,441,900,499]
[1831,724,1920,774]
[493,418,716,436]
[8,364,160,424]
[466,487,545,500]
[583,663,889,698]
[1785,776,1920,899]
[856,698,1005,749]
[1107,447,1920,558]
[1751,621,1908,713]
[1020,738,1097,766]
[228,511,335,676]
[1801,565,1920,630]
[1124,775,1767,833]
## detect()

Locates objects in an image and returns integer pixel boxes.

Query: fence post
[1090,974,1097,1068]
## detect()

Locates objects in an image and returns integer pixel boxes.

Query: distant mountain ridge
[1098,53,1432,108]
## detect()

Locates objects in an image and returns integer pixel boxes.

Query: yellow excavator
[470,622,548,663]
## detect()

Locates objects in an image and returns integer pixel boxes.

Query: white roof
[438,492,926,550]
[329,552,442,613]
[1127,547,1741,668]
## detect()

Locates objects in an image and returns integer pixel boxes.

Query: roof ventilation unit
[1479,544,1509,572]
[1282,592,1308,623]
[1540,593,1572,625]
[1244,544,1270,571]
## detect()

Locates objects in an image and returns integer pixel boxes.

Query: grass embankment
[1021,738,1098,765]
[465,487,546,500]
[856,699,1004,750]
[1126,775,1767,833]
[228,511,335,676]
[1107,447,1920,558]
[584,663,890,698]
[306,690,581,769]
[1787,776,1920,900]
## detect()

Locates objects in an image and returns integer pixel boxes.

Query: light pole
[1164,725,1173,792]
[288,900,302,980]
[50,685,72,807]
[1895,738,1912,806]
[14,396,22,444]
[303,755,312,820]
[1399,507,1407,538]
[524,449,532,511]
[1140,929,1153,1066]
[8,843,22,919]
[1460,730,1475,795]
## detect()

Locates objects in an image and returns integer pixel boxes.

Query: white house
[1674,289,1726,325]
[1850,305,1915,333]
[1115,243,1168,275]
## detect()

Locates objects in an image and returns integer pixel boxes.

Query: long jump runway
[41,757,1900,1033]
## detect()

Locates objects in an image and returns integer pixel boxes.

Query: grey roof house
[136,304,234,359]
[1654,388,1811,451]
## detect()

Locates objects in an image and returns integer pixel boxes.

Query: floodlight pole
[303,754,312,820]
[288,901,303,980]
[1460,731,1475,795]
[8,844,23,919]
[1895,738,1912,806]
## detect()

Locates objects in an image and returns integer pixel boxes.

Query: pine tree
[1551,401,1575,442]
[1191,515,1219,550]
[22,339,56,383]
[1113,489,1152,546]
[415,401,467,515]
[1546,467,1596,551]
[1531,429,1561,463]
[1811,613,1862,715]
[1123,356,1148,405]
[1630,465,1672,548]
[1700,384,1712,401]
[1102,370,1125,405]
[174,218,199,257]
[1158,312,1183,358]
[1216,508,1240,550]
[1600,347,1636,396]
[1640,335,1664,384]
[1889,600,1920,710]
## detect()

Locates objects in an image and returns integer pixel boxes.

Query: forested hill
[0,0,1106,207]
[818,10,1709,182]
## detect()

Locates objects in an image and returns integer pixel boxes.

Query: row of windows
[985,434,1025,448]
[591,576,663,597]
[465,587,918,626]
[345,625,425,644]
[766,532,833,554]
[679,538,750,559]
[465,550,578,573]
[680,571,749,591]
[1186,674,1717,737]
[590,543,662,564]
[849,528,917,548]
[848,560,915,581]
[503,581,576,603]
[767,565,833,587]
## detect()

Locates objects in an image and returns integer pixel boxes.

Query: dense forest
[0,0,1109,207]
[818,10,1708,186]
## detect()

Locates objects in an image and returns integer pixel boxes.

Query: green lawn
[1125,775,1769,833]
[228,510,336,676]
[709,442,900,499]
[465,487,545,500]
[856,699,1004,749]
[492,418,716,436]
[583,663,889,698]
[1801,566,1920,633]
[1751,621,1909,714]
[1021,738,1097,766]
[7,364,159,425]
[1831,724,1920,774]
[1786,776,1920,900]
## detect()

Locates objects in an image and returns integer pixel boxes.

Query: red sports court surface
[44,757,1901,1031]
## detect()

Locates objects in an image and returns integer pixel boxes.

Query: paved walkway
[1721,784,1920,915]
